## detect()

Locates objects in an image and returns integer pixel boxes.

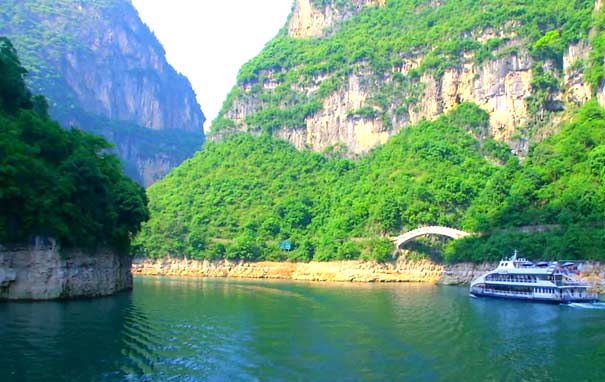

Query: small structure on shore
[392,226,471,249]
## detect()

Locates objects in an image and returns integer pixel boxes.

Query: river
[1,277,604,382]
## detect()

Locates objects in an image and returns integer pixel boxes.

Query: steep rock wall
[0,0,205,186]
[594,0,605,105]
[218,0,604,157]
[288,0,385,38]
[275,74,390,153]
[0,242,132,300]
[224,41,594,156]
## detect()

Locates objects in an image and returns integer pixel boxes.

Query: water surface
[1,277,604,381]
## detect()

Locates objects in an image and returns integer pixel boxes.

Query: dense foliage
[139,98,605,262]
[135,0,605,263]
[448,100,605,262]
[0,37,148,251]
[212,0,598,134]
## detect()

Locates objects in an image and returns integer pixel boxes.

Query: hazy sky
[130,0,293,130]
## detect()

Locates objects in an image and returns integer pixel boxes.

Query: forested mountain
[214,0,604,156]
[0,37,148,251]
[0,0,205,186]
[137,102,605,262]
[137,0,605,262]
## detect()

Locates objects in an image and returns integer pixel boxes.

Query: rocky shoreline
[0,241,132,300]
[3,252,602,301]
[132,257,605,293]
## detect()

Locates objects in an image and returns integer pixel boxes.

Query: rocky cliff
[288,0,386,38]
[213,0,604,157]
[0,241,132,300]
[0,0,205,186]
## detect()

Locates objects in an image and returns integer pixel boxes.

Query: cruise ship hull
[469,290,598,304]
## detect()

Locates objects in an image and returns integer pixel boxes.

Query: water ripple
[2,279,605,382]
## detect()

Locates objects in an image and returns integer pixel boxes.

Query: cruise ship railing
[486,276,538,283]
[483,289,534,296]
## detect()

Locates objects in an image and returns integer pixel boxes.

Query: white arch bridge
[392,226,472,249]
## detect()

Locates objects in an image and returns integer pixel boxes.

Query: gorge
[2,1,605,380]
[2,0,605,297]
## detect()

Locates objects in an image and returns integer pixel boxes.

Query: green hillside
[137,101,605,262]
[0,37,148,251]
[450,100,605,261]
[137,0,605,262]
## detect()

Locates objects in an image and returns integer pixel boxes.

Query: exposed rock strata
[223,38,599,156]
[288,0,385,38]
[0,243,132,300]
[221,0,605,157]
[578,262,605,294]
[132,257,605,294]
[275,74,390,153]
[439,262,498,285]
[132,256,444,283]
[563,42,592,105]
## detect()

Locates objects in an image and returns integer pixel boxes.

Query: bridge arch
[392,226,471,249]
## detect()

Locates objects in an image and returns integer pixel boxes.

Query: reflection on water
[1,277,605,382]
[0,292,140,382]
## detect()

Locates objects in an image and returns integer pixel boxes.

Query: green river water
[1,277,604,382]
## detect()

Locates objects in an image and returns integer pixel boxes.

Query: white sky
[130,0,294,131]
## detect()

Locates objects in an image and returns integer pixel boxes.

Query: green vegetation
[57,109,204,184]
[139,99,605,262]
[213,0,597,135]
[586,1,605,92]
[0,37,148,251]
[134,0,605,263]
[449,100,605,262]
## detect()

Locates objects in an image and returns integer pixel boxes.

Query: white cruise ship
[469,251,599,304]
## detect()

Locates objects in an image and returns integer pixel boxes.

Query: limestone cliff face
[0,0,205,186]
[595,0,605,105]
[217,0,604,157]
[288,0,386,38]
[223,39,597,156]
[276,74,391,153]
[0,242,132,300]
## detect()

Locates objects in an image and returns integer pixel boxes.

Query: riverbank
[132,257,605,293]
[0,241,132,300]
[133,256,446,283]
